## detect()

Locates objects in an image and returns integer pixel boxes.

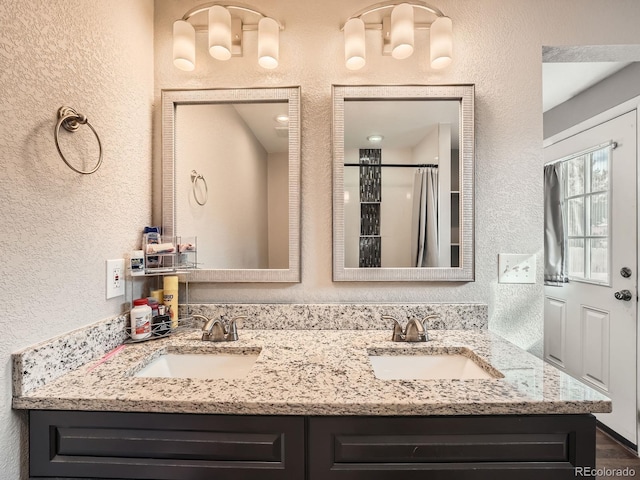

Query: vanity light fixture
[342,1,453,70]
[172,2,284,71]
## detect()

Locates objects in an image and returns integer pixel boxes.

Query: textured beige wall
[0,1,636,478]
[153,0,640,353]
[0,1,154,478]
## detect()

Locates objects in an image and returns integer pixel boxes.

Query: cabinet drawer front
[308,415,596,480]
[30,410,304,480]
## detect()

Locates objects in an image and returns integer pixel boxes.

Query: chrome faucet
[404,317,428,342]
[194,315,246,342]
[384,314,440,342]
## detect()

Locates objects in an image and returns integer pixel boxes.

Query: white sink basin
[134,352,259,379]
[369,353,500,380]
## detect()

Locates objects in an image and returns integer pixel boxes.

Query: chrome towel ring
[54,106,103,175]
[191,170,208,206]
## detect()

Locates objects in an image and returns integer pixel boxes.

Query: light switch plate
[106,259,125,299]
[498,254,536,284]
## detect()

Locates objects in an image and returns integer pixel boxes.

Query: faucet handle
[420,314,441,329]
[383,315,405,342]
[225,315,246,342]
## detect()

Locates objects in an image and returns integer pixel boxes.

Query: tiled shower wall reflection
[359,148,381,267]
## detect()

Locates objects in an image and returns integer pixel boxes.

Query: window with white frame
[562,146,611,284]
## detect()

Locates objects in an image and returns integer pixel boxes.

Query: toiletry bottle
[150,289,164,305]
[163,276,179,328]
[130,298,152,340]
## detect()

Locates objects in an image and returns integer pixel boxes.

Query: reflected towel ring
[54,106,103,175]
[191,170,208,206]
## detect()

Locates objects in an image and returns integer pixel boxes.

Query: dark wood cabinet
[29,411,596,480]
[29,410,304,479]
[308,415,596,479]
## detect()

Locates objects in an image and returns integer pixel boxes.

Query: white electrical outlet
[106,259,125,299]
[498,254,536,284]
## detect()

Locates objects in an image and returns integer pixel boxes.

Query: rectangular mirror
[333,85,474,281]
[162,87,300,282]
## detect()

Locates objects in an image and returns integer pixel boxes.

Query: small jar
[147,297,159,317]
[130,298,152,340]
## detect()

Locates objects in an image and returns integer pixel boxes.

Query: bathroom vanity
[13,307,609,480]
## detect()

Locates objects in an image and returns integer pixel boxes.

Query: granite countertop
[13,328,611,416]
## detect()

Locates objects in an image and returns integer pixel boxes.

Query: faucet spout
[404,318,428,342]
[195,314,245,342]
[384,315,429,342]
[202,318,225,342]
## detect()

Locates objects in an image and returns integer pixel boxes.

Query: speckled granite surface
[12,314,128,397]
[186,303,488,330]
[13,329,610,416]
[13,303,486,396]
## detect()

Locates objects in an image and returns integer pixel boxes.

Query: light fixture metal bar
[364,22,433,31]
[192,24,259,33]
[343,0,444,28]
[182,1,284,29]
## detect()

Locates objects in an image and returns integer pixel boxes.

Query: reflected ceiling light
[367,134,384,142]
[341,1,453,70]
[275,114,290,124]
[172,2,284,72]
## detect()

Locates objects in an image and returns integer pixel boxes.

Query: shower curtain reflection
[411,167,440,267]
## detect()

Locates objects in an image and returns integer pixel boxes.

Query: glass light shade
[208,6,232,61]
[173,20,195,71]
[344,18,366,70]
[430,16,453,69]
[258,17,279,69]
[391,3,414,60]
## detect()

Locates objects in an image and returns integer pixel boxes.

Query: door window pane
[589,238,608,283]
[565,156,585,196]
[589,193,608,236]
[568,238,585,278]
[567,197,584,236]
[591,149,609,193]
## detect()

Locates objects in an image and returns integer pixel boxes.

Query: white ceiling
[233,102,289,154]
[344,100,460,150]
[542,61,631,112]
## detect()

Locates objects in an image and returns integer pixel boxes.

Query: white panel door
[544,296,566,368]
[544,110,637,445]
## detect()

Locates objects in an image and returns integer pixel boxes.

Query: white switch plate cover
[106,259,125,299]
[498,254,536,284]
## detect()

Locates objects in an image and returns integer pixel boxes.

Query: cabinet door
[308,415,595,480]
[30,410,304,480]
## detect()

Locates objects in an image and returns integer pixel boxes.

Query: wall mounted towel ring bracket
[54,106,103,175]
[191,169,208,206]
